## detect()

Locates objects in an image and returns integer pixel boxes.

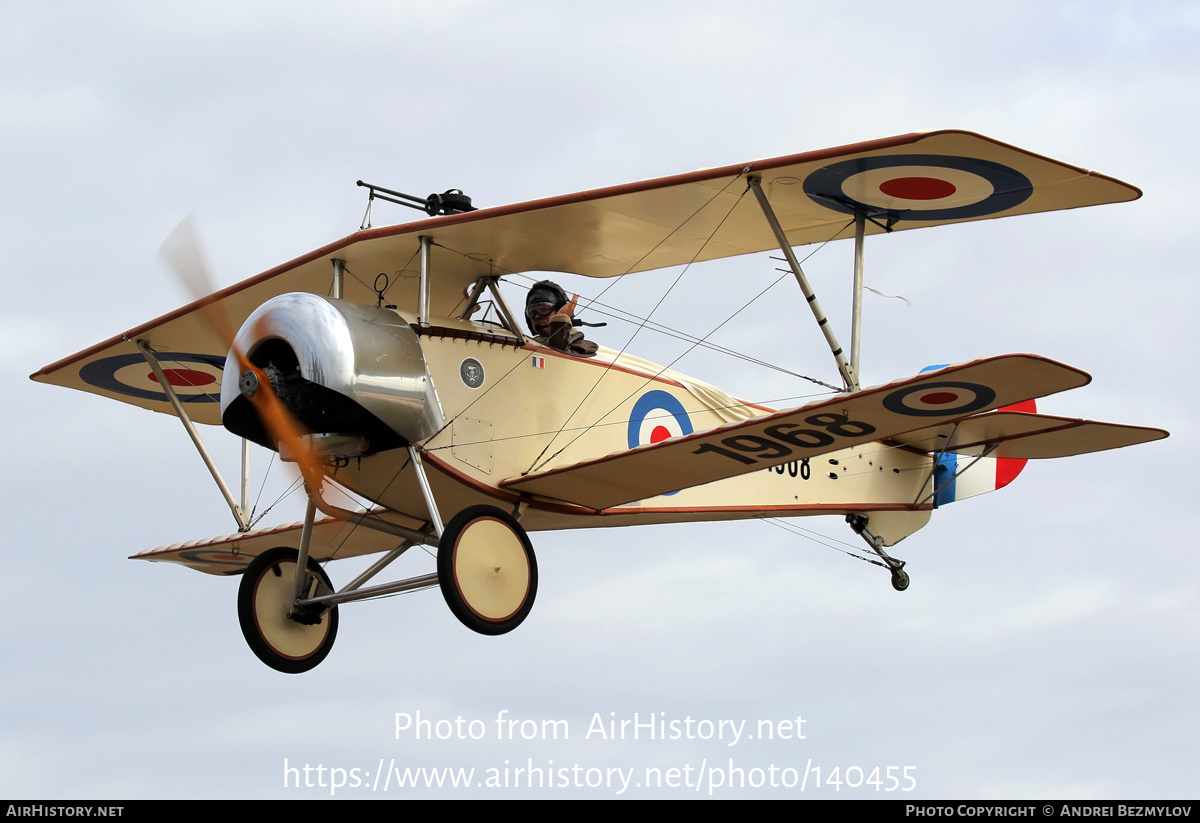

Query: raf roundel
[78,352,225,403]
[628,391,693,497]
[628,390,693,449]
[803,154,1033,222]
[178,548,253,568]
[882,381,997,417]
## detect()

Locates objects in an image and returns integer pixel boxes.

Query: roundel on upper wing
[79,352,226,403]
[627,390,693,450]
[803,154,1033,222]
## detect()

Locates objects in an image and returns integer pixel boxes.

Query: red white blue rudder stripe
[917,365,1031,506]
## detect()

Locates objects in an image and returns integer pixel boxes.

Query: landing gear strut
[846,515,909,591]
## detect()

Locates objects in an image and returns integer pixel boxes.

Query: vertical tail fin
[920,365,1032,506]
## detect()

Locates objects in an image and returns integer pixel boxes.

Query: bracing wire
[526,219,855,475]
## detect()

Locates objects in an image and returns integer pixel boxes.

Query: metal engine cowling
[220,293,444,456]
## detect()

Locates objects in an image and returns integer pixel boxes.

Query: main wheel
[437,505,537,635]
[238,547,338,673]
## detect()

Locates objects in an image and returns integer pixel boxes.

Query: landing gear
[846,515,910,593]
[437,505,538,635]
[238,547,338,673]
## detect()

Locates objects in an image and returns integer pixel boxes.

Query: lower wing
[501,354,1098,510]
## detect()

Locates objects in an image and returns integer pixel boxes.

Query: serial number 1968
[692,413,876,465]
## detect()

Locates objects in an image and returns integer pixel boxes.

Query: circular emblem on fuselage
[460,357,485,389]
[627,390,693,449]
[627,390,694,498]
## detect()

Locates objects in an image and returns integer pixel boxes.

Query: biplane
[32,130,1168,673]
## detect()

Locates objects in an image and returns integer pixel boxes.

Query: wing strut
[748,177,857,391]
[851,211,866,388]
[331,258,345,298]
[138,341,250,531]
[459,275,527,344]
[418,235,433,328]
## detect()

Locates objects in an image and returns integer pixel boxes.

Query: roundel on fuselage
[628,390,693,449]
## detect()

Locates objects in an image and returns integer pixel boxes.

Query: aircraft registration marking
[692,412,877,466]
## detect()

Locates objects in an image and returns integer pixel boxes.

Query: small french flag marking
[531,356,545,369]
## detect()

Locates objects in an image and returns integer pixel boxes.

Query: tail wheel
[437,505,537,635]
[238,547,338,673]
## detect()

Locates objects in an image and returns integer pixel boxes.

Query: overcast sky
[4,0,1198,799]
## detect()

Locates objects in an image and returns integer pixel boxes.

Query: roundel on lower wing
[628,390,694,449]
[882,381,997,417]
[802,154,1033,222]
[178,548,254,567]
[79,352,226,402]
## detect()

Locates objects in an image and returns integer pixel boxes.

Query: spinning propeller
[158,217,329,494]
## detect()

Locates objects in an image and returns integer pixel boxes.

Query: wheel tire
[238,547,338,673]
[891,568,910,592]
[437,505,537,635]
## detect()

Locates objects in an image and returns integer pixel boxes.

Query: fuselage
[310,305,934,536]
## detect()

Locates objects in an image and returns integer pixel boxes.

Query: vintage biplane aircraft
[33,130,1168,673]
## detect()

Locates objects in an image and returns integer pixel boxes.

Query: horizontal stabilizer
[502,354,1091,510]
[890,410,1168,459]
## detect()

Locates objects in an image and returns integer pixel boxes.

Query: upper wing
[32,130,1138,421]
[889,410,1168,459]
[501,354,1093,510]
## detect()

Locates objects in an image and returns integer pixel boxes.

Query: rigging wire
[417,172,748,444]
[759,517,887,568]
[218,182,880,576]
[526,219,855,475]
[505,271,841,389]
[422,388,833,452]
[524,178,754,472]
[248,448,277,523]
[248,474,305,529]
[322,452,415,564]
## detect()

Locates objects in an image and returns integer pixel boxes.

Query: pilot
[524,280,599,357]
